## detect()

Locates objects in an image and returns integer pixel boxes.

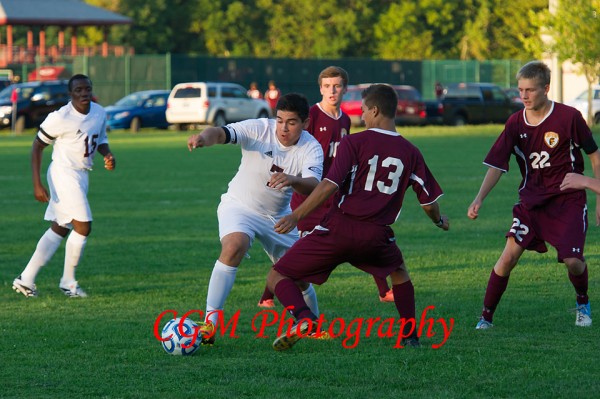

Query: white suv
[166,82,271,129]
[566,85,600,125]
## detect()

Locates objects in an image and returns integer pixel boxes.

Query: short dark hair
[361,84,397,119]
[318,66,349,87]
[276,93,310,121]
[68,74,91,91]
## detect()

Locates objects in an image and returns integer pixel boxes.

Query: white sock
[61,230,87,286]
[20,228,64,285]
[302,283,319,317]
[205,260,238,325]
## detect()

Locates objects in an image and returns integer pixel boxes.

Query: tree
[544,0,600,125]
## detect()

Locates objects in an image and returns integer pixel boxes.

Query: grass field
[1,125,599,398]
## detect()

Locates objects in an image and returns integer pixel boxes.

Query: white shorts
[217,195,299,263]
[45,162,92,228]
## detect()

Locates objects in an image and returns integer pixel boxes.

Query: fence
[6,55,524,106]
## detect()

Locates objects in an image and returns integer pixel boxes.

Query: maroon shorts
[274,211,404,284]
[508,194,587,261]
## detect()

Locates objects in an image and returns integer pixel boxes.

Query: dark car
[0,80,70,133]
[341,84,427,126]
[503,87,522,104]
[106,90,170,132]
[438,83,524,125]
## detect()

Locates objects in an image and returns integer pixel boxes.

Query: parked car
[106,90,170,132]
[566,85,600,125]
[340,84,427,126]
[166,82,271,129]
[428,82,524,126]
[0,80,70,133]
[503,87,522,103]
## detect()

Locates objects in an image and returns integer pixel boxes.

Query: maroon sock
[274,279,316,320]
[481,269,510,322]
[259,285,274,302]
[392,281,416,336]
[568,265,589,305]
[374,276,390,297]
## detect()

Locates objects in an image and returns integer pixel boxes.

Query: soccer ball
[160,317,201,355]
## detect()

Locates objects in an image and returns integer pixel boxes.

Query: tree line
[79,0,554,60]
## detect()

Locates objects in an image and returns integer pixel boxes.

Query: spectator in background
[247,82,262,99]
[265,80,281,115]
[435,82,444,99]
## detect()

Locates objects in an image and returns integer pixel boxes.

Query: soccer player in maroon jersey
[468,61,600,329]
[257,67,394,309]
[266,84,449,350]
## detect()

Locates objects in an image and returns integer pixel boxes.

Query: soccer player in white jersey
[187,93,323,344]
[12,74,116,298]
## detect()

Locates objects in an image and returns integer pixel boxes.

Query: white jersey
[223,118,323,218]
[37,102,108,170]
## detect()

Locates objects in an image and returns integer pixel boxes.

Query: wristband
[435,217,443,227]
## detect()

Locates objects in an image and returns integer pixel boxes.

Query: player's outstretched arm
[98,144,115,170]
[422,202,449,231]
[31,138,49,202]
[187,127,227,151]
[467,167,503,220]
[586,150,600,226]
[560,173,600,193]
[267,174,319,195]
[274,179,338,234]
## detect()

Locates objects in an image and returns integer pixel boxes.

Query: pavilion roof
[0,0,132,26]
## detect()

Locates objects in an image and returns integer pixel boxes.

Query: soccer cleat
[59,281,88,298]
[574,303,592,327]
[257,299,275,308]
[308,329,332,340]
[379,289,394,303]
[400,337,421,348]
[475,317,493,330]
[273,319,310,351]
[12,276,38,298]
[198,321,216,345]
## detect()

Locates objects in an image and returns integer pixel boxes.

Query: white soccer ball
[161,317,201,355]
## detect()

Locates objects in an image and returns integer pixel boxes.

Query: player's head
[68,74,93,114]
[516,61,550,87]
[361,84,398,124]
[276,93,309,122]
[318,66,349,88]
[516,61,550,110]
[318,66,349,108]
[275,93,310,147]
[68,74,92,92]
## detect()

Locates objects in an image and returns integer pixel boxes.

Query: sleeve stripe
[38,127,55,141]
[482,162,507,173]
[222,126,237,144]
[409,173,430,196]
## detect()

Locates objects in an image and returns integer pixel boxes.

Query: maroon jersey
[484,102,596,209]
[291,104,351,230]
[326,128,443,225]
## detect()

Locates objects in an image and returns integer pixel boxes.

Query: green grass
[1,125,600,398]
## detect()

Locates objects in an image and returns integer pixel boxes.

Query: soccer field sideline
[1,126,599,398]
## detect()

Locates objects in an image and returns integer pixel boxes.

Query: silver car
[166,82,271,130]
[566,85,600,125]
